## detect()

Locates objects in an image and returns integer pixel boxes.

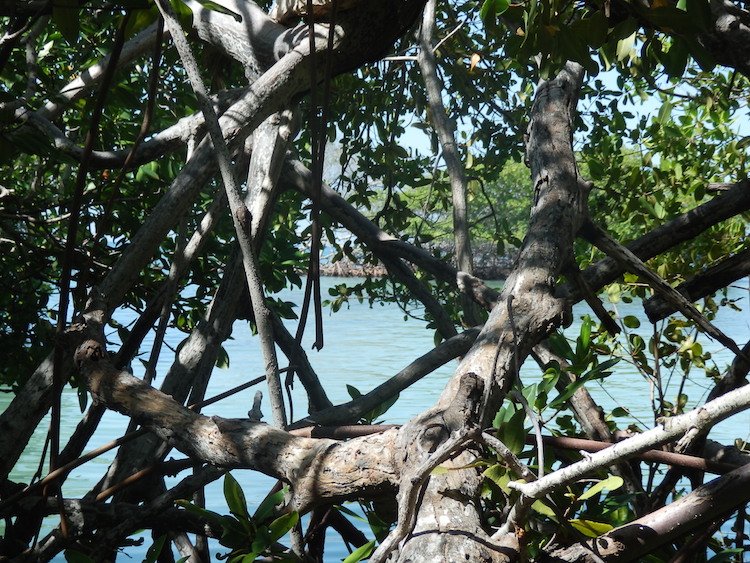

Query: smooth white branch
[508,382,750,499]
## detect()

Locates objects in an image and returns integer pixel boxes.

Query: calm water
[2,278,749,560]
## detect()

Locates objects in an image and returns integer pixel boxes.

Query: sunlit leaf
[616,32,635,62]
[578,476,624,501]
[343,540,376,563]
[268,512,299,543]
[657,101,674,124]
[531,499,556,518]
[570,518,614,537]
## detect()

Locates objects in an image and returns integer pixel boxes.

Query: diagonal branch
[280,158,502,309]
[558,179,750,303]
[581,219,747,360]
[155,0,289,426]
[289,327,480,428]
[643,247,750,322]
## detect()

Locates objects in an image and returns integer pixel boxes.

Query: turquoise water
[2,278,749,560]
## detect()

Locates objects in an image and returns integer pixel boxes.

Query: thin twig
[154,0,287,427]
[481,431,536,482]
[433,20,465,53]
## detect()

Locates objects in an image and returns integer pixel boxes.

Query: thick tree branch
[74,338,401,513]
[389,62,587,562]
[703,0,750,78]
[13,88,249,169]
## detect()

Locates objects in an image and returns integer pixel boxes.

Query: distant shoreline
[318,258,512,280]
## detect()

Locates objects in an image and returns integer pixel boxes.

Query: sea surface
[2,277,749,561]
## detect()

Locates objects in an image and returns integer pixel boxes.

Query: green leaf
[170,0,194,30]
[175,499,224,525]
[707,549,746,562]
[123,7,158,39]
[343,540,376,563]
[539,364,561,395]
[268,511,299,543]
[254,487,287,522]
[497,407,526,454]
[616,32,635,62]
[480,0,510,23]
[483,463,508,488]
[569,518,614,537]
[215,346,230,369]
[549,378,588,409]
[548,331,575,361]
[606,284,621,304]
[53,0,80,44]
[218,515,248,549]
[192,0,242,20]
[579,314,592,350]
[144,535,167,563]
[531,499,556,517]
[661,37,689,77]
[623,315,641,329]
[248,527,272,560]
[657,100,674,124]
[336,504,368,523]
[587,10,609,49]
[578,476,624,501]
[223,473,249,520]
[584,357,620,380]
